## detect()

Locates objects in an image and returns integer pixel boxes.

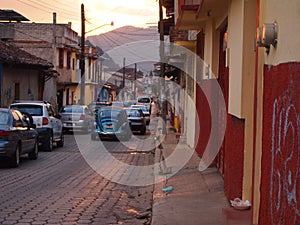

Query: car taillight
[0,131,9,136]
[42,117,49,125]
[79,114,85,120]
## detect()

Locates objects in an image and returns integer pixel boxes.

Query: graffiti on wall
[270,94,300,225]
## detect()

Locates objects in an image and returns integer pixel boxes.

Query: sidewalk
[151,128,230,225]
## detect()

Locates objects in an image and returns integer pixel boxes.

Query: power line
[33,0,78,14]
[16,0,79,20]
[52,0,79,12]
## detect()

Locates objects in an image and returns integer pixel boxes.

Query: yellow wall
[228,0,256,202]
[264,0,300,65]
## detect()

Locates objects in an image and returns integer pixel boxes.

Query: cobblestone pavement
[0,133,155,225]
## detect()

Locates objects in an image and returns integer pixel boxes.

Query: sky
[2,0,160,35]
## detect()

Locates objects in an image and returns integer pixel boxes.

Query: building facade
[163,0,300,224]
[0,13,79,109]
[0,40,54,107]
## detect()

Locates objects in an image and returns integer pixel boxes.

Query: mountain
[87,25,159,52]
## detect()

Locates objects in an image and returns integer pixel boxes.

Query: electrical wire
[32,0,79,14]
[16,0,79,20]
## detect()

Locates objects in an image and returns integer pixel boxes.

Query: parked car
[59,105,94,133]
[0,108,39,167]
[131,104,150,125]
[125,108,147,135]
[137,96,152,113]
[91,106,132,141]
[10,101,64,151]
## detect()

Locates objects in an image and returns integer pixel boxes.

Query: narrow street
[0,133,155,225]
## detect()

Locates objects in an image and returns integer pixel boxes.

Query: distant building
[0,12,79,109]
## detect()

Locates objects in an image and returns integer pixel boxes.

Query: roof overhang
[0,10,29,22]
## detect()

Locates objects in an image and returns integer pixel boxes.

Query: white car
[10,101,64,151]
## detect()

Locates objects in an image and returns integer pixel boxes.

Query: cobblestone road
[0,133,155,225]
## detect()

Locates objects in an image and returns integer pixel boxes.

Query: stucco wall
[2,67,39,107]
[264,0,300,65]
[259,62,300,225]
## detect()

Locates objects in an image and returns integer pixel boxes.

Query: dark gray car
[0,109,39,167]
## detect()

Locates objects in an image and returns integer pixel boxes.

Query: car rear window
[0,111,9,125]
[10,105,43,116]
[137,97,150,103]
[126,109,141,117]
[61,106,83,113]
[99,109,122,119]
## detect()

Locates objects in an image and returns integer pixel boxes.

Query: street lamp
[85,21,114,34]
[80,3,114,105]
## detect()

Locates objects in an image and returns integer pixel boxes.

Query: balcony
[176,0,225,30]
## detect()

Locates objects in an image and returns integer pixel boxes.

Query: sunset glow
[1,0,159,35]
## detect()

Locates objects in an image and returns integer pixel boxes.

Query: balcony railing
[178,0,202,16]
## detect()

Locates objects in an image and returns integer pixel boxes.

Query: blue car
[0,108,39,167]
[91,107,132,141]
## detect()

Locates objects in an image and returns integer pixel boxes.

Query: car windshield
[10,105,43,116]
[61,106,83,113]
[0,111,9,125]
[99,109,122,119]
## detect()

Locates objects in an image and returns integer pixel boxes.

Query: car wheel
[10,144,20,167]
[28,139,38,160]
[44,134,53,152]
[57,133,64,147]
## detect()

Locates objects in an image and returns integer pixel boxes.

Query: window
[72,58,75,70]
[14,83,20,100]
[67,51,71,69]
[59,48,64,68]
[0,112,9,125]
[12,111,24,127]
[47,105,54,117]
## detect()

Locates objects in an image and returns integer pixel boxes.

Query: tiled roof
[0,40,53,68]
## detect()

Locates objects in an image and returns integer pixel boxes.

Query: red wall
[195,80,212,156]
[224,114,245,200]
[259,62,300,225]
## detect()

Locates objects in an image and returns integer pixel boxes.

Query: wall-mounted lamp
[256,22,277,54]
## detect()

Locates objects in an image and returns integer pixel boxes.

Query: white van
[136,96,152,113]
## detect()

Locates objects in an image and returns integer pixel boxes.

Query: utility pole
[159,0,166,133]
[80,3,85,105]
[122,57,125,101]
[134,63,137,99]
